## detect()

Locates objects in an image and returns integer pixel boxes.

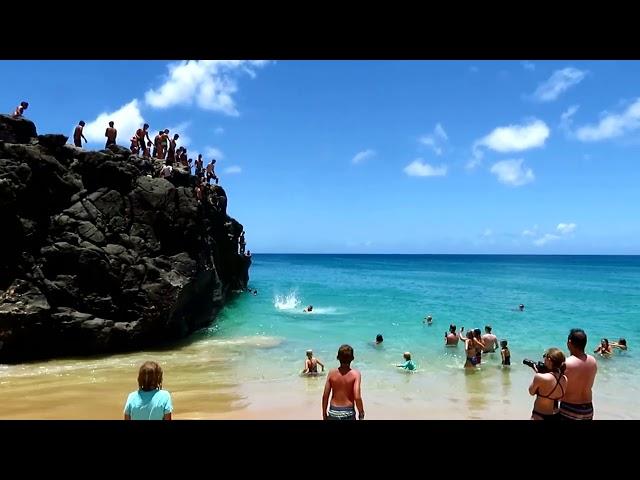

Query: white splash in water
[274,291,301,310]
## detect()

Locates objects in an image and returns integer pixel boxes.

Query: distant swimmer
[302,349,325,375]
[610,338,627,351]
[424,315,433,326]
[519,304,525,312]
[303,305,313,313]
[445,324,459,346]
[375,334,384,345]
[253,289,258,296]
[396,352,416,371]
[594,338,612,357]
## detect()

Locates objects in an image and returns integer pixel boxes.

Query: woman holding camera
[527,348,568,420]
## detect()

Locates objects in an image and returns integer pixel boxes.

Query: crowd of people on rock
[11,101,254,259]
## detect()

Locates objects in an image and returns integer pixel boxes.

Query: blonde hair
[137,361,163,391]
[544,348,566,374]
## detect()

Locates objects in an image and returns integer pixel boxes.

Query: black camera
[522,358,549,373]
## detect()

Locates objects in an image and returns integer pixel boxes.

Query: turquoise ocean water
[2,254,637,419]
[206,254,639,418]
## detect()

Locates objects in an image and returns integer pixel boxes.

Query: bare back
[481,333,498,352]
[306,358,318,373]
[445,333,459,346]
[326,366,360,407]
[530,372,568,415]
[563,353,597,404]
[106,127,117,141]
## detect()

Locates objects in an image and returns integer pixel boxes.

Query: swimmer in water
[302,349,325,375]
[303,305,313,313]
[396,352,416,371]
[424,315,433,326]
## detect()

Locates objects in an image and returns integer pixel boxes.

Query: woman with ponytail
[527,348,568,420]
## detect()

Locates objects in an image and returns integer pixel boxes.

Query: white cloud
[403,159,447,177]
[214,127,225,135]
[533,67,587,102]
[490,159,534,186]
[144,60,269,116]
[557,223,577,235]
[83,99,144,146]
[434,123,448,141]
[482,228,493,237]
[530,223,576,246]
[419,123,448,156]
[534,233,560,246]
[522,61,535,71]
[224,166,242,174]
[478,120,549,153]
[560,105,580,131]
[203,146,224,160]
[575,98,640,141]
[351,149,376,165]
[522,225,538,237]
[469,120,549,169]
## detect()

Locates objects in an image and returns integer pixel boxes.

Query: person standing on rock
[13,101,28,117]
[153,130,162,158]
[73,121,88,148]
[195,154,204,179]
[105,121,117,148]
[206,159,219,185]
[167,133,179,164]
[239,231,246,255]
[135,123,152,156]
[124,361,173,420]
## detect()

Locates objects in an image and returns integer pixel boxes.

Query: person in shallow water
[397,352,416,371]
[302,349,325,375]
[375,334,384,345]
[303,305,313,312]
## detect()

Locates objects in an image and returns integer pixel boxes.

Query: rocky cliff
[0,115,250,363]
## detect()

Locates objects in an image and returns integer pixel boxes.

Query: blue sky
[2,60,639,254]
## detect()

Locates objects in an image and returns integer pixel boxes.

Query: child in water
[500,340,511,366]
[397,352,416,371]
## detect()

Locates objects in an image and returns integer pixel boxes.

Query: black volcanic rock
[0,114,37,144]
[0,115,251,363]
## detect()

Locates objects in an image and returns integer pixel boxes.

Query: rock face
[0,115,251,363]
